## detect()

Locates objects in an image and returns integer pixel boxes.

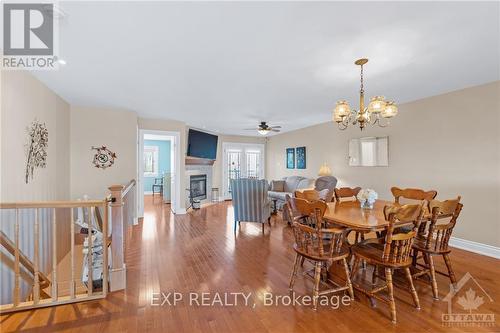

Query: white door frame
[222,142,265,200]
[138,129,182,217]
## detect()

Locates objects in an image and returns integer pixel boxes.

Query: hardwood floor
[2,197,499,332]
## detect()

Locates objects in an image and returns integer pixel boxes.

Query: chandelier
[333,58,398,130]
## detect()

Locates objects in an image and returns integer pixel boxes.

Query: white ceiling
[33,1,499,136]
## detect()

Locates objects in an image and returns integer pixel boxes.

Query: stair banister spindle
[51,208,57,301]
[13,209,20,306]
[70,207,75,299]
[103,201,109,296]
[33,208,40,304]
[87,206,93,296]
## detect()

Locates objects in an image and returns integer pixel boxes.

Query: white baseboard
[449,237,500,259]
[175,208,187,215]
[109,265,127,292]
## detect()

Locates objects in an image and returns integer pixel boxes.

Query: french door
[222,143,265,199]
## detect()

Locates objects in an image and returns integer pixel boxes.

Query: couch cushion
[283,176,308,193]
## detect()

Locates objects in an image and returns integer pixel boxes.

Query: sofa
[268,175,338,210]
[268,176,315,210]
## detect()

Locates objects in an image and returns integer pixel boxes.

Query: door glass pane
[227,151,241,194]
[246,151,260,179]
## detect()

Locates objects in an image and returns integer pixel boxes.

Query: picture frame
[296,146,306,169]
[286,148,295,169]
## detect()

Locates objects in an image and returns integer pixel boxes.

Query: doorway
[222,142,265,199]
[138,130,181,217]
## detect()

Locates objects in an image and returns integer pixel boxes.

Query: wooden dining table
[323,199,415,232]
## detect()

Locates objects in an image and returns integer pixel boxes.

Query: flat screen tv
[187,129,218,160]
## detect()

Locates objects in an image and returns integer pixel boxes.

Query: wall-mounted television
[187,129,218,160]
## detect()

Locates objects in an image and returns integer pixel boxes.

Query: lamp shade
[381,101,398,118]
[368,96,386,114]
[318,163,332,176]
[334,100,351,117]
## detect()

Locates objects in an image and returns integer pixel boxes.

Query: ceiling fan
[245,122,281,135]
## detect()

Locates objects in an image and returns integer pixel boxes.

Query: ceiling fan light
[258,128,270,135]
[368,96,386,113]
[334,100,351,117]
[381,102,398,118]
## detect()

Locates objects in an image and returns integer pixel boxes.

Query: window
[144,146,159,177]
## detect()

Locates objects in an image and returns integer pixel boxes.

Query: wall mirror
[348,136,389,166]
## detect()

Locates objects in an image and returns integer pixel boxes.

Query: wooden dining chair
[334,187,365,243]
[412,197,463,300]
[350,203,425,323]
[334,187,362,202]
[289,198,354,310]
[391,187,437,233]
[295,189,320,201]
[283,194,304,226]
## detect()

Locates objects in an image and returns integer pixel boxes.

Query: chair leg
[289,253,300,291]
[342,258,354,300]
[385,268,397,324]
[404,267,420,309]
[443,253,457,290]
[299,256,305,267]
[267,216,272,226]
[412,249,418,267]
[312,262,322,310]
[234,221,238,232]
[262,223,264,233]
[427,253,439,300]
[372,265,378,286]
[351,256,361,279]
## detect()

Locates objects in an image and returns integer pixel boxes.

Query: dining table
[323,199,421,232]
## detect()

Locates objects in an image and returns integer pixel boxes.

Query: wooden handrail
[0,200,106,209]
[121,179,136,199]
[0,231,51,290]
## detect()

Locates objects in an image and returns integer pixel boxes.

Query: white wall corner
[449,237,500,259]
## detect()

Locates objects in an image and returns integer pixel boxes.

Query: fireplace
[189,174,207,200]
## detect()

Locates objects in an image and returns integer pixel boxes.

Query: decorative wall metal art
[286,148,295,169]
[296,146,306,169]
[25,120,48,184]
[91,146,117,169]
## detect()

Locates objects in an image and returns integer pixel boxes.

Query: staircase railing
[0,199,109,313]
[0,231,51,299]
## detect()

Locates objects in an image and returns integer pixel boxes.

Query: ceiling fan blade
[271,129,281,132]
[243,128,258,130]
[270,126,281,128]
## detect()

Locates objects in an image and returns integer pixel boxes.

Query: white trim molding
[450,237,500,259]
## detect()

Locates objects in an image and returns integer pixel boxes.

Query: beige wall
[212,135,266,189]
[71,107,137,199]
[1,71,70,202]
[266,81,500,247]
[1,70,71,303]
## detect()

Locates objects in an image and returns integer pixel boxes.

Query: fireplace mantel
[185,156,215,166]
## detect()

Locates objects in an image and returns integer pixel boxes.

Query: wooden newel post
[108,184,126,292]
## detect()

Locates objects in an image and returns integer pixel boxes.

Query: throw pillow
[271,180,285,192]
